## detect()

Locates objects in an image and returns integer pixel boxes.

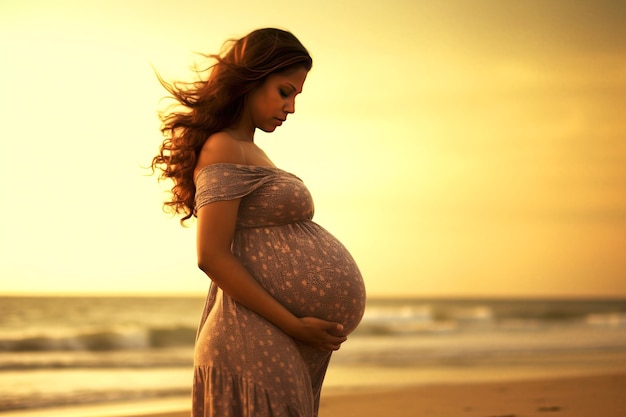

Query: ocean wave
[586,312,626,327]
[352,302,626,336]
[354,304,498,336]
[0,387,191,412]
[1,298,625,350]
[0,348,193,371]
[0,325,197,353]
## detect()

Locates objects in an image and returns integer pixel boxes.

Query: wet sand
[122,372,626,417]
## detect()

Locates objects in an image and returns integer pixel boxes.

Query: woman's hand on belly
[285,317,347,351]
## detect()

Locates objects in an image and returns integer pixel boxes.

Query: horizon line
[2,291,625,301]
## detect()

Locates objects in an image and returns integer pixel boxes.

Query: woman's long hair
[151,28,312,225]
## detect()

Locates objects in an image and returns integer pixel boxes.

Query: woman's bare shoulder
[194,132,246,177]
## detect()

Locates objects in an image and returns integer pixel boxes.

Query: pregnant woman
[151,28,366,417]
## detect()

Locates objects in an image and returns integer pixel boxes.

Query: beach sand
[117,372,626,417]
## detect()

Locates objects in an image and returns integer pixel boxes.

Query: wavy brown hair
[151,28,312,225]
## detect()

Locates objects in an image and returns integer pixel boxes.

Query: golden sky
[1,0,625,297]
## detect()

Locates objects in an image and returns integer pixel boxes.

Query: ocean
[1,296,626,415]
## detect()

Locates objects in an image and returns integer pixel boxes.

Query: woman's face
[246,67,308,133]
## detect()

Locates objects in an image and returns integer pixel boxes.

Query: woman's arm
[196,201,346,350]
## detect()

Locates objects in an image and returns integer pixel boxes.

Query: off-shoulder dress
[192,163,366,417]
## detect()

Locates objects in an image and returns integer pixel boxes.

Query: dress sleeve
[194,163,275,212]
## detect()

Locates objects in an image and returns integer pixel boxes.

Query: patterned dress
[192,163,366,417]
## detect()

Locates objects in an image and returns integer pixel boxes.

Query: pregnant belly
[234,222,366,334]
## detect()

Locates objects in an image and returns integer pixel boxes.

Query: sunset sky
[1,0,625,298]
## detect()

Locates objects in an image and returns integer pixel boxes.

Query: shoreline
[2,370,625,417]
[319,371,626,417]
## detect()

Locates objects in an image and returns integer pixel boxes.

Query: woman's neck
[226,120,255,142]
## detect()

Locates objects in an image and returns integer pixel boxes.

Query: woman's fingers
[326,337,347,351]
[322,324,347,351]
[296,317,349,351]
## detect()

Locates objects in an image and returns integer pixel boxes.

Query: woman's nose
[284,99,295,114]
